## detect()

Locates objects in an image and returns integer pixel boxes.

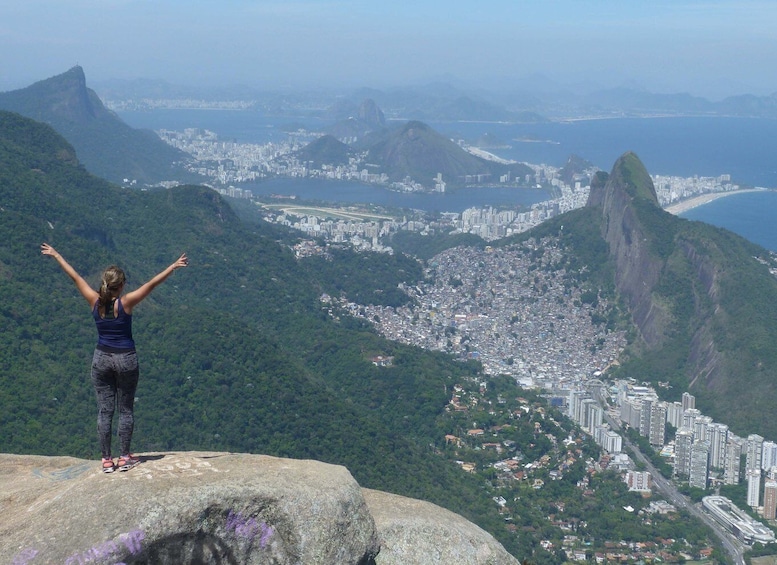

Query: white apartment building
[649,402,667,448]
[724,438,743,485]
[675,428,694,478]
[707,423,729,470]
[747,468,762,508]
[689,441,710,490]
[762,440,777,472]
[747,434,765,473]
[666,401,683,429]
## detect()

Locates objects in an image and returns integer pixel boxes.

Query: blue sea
[119,110,777,250]
[680,191,777,252]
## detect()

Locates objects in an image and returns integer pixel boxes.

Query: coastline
[664,188,768,215]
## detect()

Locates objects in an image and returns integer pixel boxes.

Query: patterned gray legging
[91,349,139,459]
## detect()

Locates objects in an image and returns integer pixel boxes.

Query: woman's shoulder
[117,296,133,315]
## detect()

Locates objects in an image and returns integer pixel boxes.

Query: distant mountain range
[363,120,533,187]
[94,74,777,121]
[1,68,536,190]
[0,66,199,185]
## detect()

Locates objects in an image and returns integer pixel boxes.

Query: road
[605,412,746,565]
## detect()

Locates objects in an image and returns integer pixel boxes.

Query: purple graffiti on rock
[11,548,38,565]
[225,510,274,548]
[62,529,145,564]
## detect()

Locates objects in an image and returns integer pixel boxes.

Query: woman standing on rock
[41,243,188,473]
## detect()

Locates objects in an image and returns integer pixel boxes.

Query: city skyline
[1,1,776,99]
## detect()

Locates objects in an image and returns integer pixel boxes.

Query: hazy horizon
[1,1,776,100]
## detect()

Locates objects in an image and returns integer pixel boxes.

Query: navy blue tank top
[92,298,135,351]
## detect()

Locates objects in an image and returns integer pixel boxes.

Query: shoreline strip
[664,189,769,215]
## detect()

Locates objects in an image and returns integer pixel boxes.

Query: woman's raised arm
[122,253,188,313]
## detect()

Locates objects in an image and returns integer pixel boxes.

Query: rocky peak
[358,99,386,128]
[586,151,659,211]
[586,152,671,348]
[25,65,102,121]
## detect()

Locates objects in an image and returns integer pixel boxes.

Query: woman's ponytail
[97,266,126,318]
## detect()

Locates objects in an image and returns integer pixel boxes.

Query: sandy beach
[664,188,768,215]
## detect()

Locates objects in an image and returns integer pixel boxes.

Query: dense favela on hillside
[341,240,777,547]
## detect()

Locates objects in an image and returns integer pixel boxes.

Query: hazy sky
[1,0,776,99]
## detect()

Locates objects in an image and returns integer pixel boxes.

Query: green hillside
[0,111,512,549]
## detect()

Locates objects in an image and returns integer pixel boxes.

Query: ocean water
[681,191,777,252]
[118,110,777,248]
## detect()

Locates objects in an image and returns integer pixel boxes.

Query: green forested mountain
[0,110,514,550]
[517,153,777,439]
[0,67,197,185]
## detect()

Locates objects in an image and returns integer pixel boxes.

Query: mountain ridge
[0,66,197,185]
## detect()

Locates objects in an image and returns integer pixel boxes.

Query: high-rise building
[694,415,713,444]
[682,392,696,412]
[586,403,603,435]
[675,428,694,478]
[689,441,710,490]
[568,390,588,422]
[747,434,765,473]
[747,468,762,508]
[764,480,777,520]
[762,441,777,472]
[707,423,729,470]
[580,398,597,429]
[683,408,701,434]
[649,402,667,447]
[666,401,683,429]
[619,398,642,430]
[724,438,743,485]
[602,430,622,454]
[640,398,653,438]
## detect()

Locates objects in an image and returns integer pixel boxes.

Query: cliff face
[0,452,519,565]
[586,152,777,436]
[586,152,672,348]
